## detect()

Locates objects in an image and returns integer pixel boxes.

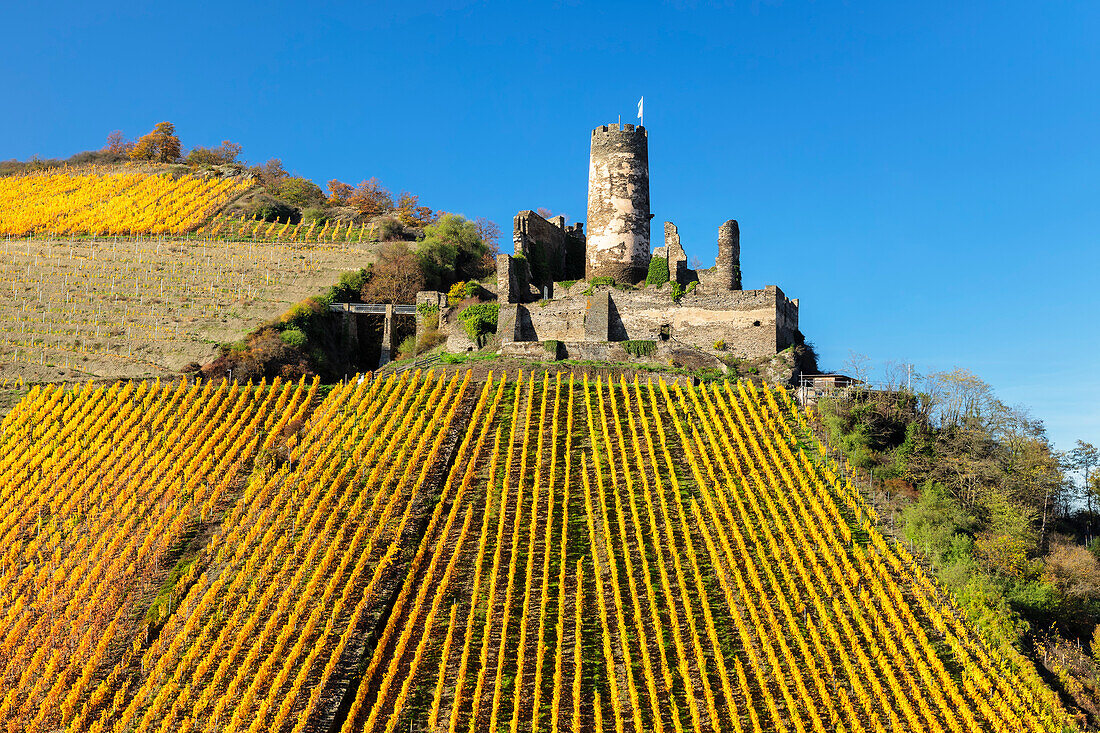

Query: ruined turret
[585,123,650,284]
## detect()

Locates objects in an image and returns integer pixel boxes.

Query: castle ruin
[422,122,804,369]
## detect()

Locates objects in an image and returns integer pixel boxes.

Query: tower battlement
[591,123,647,137]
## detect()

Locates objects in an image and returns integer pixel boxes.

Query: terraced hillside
[0,236,370,381]
[0,372,1073,732]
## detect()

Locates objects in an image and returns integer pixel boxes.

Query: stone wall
[496,254,534,304]
[586,123,650,284]
[512,210,585,292]
[499,284,799,359]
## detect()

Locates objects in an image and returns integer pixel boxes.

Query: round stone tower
[585,123,650,284]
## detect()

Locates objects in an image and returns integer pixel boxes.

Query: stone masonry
[586,123,651,284]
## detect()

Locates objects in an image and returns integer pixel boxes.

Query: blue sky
[2,0,1097,450]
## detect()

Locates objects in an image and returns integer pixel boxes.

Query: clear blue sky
[3,1,1097,450]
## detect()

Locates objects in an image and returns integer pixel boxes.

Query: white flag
[637,96,644,122]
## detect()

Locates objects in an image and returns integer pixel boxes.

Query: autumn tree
[185,140,243,167]
[104,130,133,157]
[473,217,501,255]
[395,192,436,227]
[327,180,354,206]
[347,178,394,216]
[251,158,287,188]
[361,242,424,304]
[129,121,182,162]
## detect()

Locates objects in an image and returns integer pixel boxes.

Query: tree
[104,130,133,157]
[395,192,436,227]
[129,121,182,162]
[185,140,242,167]
[348,178,394,216]
[327,180,354,206]
[1072,441,1100,542]
[361,243,424,304]
[416,213,490,290]
[272,177,325,209]
[473,217,501,255]
[842,351,873,384]
[252,158,287,188]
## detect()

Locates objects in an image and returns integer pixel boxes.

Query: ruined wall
[586,123,650,284]
[496,254,534,304]
[500,285,799,359]
[513,211,585,293]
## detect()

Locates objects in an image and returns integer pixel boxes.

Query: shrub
[373,216,405,241]
[328,269,369,302]
[272,177,326,209]
[417,323,446,352]
[671,282,685,301]
[645,257,670,286]
[448,281,467,305]
[280,328,307,348]
[249,201,299,224]
[713,339,726,350]
[302,207,329,225]
[623,340,657,358]
[457,302,500,342]
[464,280,480,298]
[397,334,418,360]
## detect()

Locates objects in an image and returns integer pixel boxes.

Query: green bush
[590,276,614,287]
[397,334,418,360]
[623,340,657,358]
[464,280,480,298]
[272,177,326,209]
[280,328,307,348]
[671,282,684,301]
[327,269,369,303]
[645,257,670,285]
[302,207,329,225]
[457,302,500,342]
[249,201,299,224]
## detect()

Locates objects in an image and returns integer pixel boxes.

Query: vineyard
[0,168,252,237]
[0,371,1074,732]
[0,237,369,380]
